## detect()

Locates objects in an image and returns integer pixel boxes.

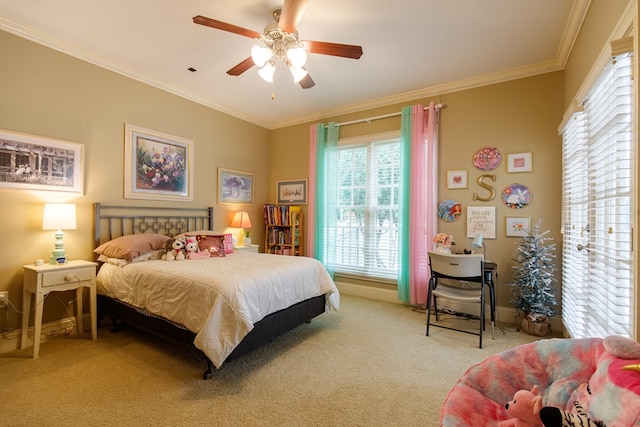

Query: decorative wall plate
[501,183,532,209]
[437,199,462,222]
[473,147,502,171]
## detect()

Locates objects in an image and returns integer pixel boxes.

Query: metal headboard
[94,203,214,249]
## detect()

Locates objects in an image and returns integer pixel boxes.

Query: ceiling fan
[193,0,363,89]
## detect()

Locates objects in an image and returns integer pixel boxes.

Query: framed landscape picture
[218,168,254,204]
[124,124,193,201]
[276,179,308,204]
[0,128,84,193]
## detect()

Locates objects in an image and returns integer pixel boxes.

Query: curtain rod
[331,103,444,128]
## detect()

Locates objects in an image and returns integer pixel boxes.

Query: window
[333,136,401,280]
[561,53,633,338]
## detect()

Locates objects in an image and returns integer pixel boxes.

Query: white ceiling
[0,0,588,129]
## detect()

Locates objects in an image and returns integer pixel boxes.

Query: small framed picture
[466,206,496,239]
[507,152,532,173]
[447,170,468,189]
[218,168,254,205]
[505,217,530,237]
[276,179,307,204]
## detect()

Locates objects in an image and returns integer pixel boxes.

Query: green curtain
[398,106,413,302]
[311,122,339,277]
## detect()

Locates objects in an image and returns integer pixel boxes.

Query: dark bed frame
[94,203,327,379]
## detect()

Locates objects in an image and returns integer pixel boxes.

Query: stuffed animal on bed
[498,385,543,427]
[161,237,186,261]
[184,237,210,259]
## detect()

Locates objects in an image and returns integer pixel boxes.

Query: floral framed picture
[447,170,468,189]
[506,216,530,237]
[218,168,254,205]
[0,128,84,193]
[276,179,307,204]
[507,152,532,173]
[124,124,193,201]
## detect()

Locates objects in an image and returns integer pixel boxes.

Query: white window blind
[561,54,634,338]
[334,138,401,280]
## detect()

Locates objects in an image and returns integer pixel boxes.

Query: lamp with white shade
[231,211,252,246]
[472,234,487,261]
[42,203,77,265]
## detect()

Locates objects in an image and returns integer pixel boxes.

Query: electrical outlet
[0,291,8,309]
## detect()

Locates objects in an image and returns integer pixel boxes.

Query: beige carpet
[0,295,551,427]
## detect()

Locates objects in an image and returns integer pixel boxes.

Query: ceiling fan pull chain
[271,80,276,100]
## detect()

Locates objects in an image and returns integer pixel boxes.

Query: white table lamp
[42,203,77,264]
[472,234,487,261]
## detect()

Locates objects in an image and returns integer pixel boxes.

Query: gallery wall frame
[124,124,193,201]
[505,216,530,237]
[447,170,468,189]
[218,167,254,205]
[506,152,532,173]
[466,206,496,239]
[276,179,308,204]
[0,128,84,193]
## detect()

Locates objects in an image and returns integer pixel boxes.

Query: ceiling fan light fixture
[289,65,308,83]
[257,61,276,82]
[286,46,307,68]
[251,45,273,68]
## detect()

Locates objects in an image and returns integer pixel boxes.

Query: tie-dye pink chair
[440,337,640,426]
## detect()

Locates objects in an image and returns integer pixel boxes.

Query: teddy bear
[184,237,210,259]
[498,385,543,427]
[161,237,186,261]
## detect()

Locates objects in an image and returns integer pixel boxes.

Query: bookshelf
[264,204,303,256]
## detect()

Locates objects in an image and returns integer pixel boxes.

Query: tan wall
[0,30,270,330]
[270,73,564,310]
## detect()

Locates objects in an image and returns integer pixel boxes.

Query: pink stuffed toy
[184,237,210,259]
[498,385,543,427]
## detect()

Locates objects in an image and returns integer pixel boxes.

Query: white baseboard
[335,281,564,334]
[0,315,89,354]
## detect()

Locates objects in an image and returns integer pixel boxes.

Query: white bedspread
[96,251,339,367]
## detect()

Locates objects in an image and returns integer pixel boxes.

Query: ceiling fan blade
[226,57,255,76]
[193,15,262,39]
[299,73,315,89]
[278,0,309,34]
[304,40,363,59]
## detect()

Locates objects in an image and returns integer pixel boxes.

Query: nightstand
[21,260,98,358]
[235,244,259,253]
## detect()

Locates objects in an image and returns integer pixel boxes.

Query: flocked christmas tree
[509,218,558,319]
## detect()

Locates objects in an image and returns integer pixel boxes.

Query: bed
[93,203,339,379]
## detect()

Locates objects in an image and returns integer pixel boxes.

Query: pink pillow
[94,234,170,262]
[187,233,226,257]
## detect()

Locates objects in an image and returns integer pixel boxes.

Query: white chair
[426,252,494,348]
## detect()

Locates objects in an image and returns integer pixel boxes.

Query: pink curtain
[407,102,439,305]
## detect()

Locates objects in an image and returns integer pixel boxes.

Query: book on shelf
[263,204,301,226]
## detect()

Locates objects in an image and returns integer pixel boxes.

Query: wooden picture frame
[506,216,530,237]
[0,128,84,193]
[276,179,308,204]
[124,124,193,201]
[218,168,254,205]
[447,170,468,189]
[466,206,496,239]
[507,152,532,173]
